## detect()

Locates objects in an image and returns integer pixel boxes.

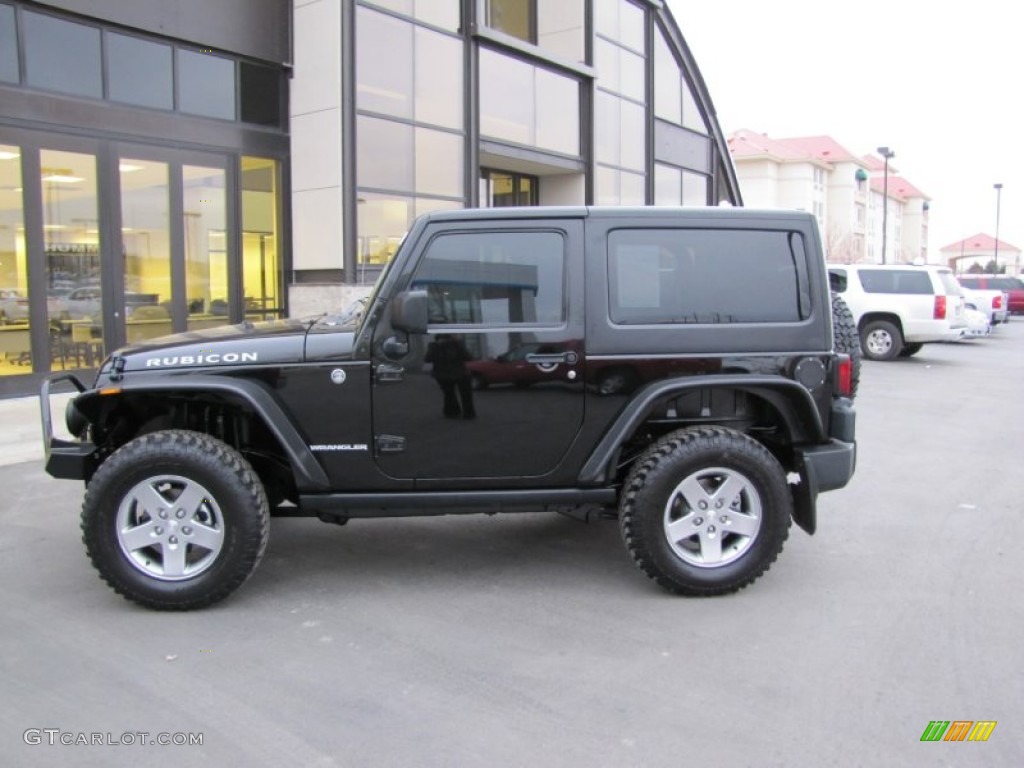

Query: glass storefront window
[357,8,414,119]
[414,27,463,130]
[106,33,173,110]
[358,10,462,129]
[357,193,461,268]
[415,128,463,198]
[0,144,29,374]
[23,11,102,99]
[1,4,18,83]
[241,157,282,322]
[120,159,172,342]
[183,166,228,321]
[41,149,101,368]
[358,116,414,191]
[178,50,236,121]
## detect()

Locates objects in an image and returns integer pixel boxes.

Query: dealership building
[0,0,740,395]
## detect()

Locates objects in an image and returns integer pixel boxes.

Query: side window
[829,269,848,293]
[608,228,806,324]
[410,230,565,326]
[858,269,932,294]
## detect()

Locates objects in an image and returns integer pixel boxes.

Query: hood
[109,318,316,374]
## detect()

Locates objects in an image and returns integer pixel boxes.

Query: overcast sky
[667,0,1022,261]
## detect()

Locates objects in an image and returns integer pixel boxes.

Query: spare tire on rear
[831,291,861,399]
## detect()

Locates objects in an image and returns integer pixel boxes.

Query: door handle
[525,351,578,365]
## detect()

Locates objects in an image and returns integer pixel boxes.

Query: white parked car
[959,286,1009,326]
[960,302,992,338]
[828,263,967,361]
[0,288,30,323]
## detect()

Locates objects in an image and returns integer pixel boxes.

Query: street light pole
[877,147,895,264]
[993,183,1003,274]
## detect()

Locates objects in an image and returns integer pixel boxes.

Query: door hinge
[375,435,406,454]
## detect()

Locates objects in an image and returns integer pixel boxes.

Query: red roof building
[727,131,932,264]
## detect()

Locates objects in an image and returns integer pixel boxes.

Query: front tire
[860,319,903,361]
[81,430,270,610]
[619,427,791,596]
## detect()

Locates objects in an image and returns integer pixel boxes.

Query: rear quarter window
[857,269,933,295]
[607,228,810,325]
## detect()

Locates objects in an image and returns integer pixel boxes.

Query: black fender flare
[578,375,826,484]
[74,375,330,491]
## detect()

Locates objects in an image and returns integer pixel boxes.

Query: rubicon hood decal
[145,351,260,367]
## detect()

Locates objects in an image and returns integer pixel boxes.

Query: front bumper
[40,374,96,480]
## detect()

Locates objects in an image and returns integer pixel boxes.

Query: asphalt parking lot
[2,322,1022,768]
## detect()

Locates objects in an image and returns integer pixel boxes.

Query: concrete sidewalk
[1,392,74,467]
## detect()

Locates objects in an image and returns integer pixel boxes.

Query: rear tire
[81,430,270,610]
[860,319,903,361]
[619,427,791,596]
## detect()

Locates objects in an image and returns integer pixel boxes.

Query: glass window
[414,0,461,31]
[654,163,681,206]
[535,68,579,156]
[653,31,681,124]
[240,62,282,127]
[414,27,462,129]
[357,194,461,267]
[23,11,102,98]
[481,170,537,207]
[0,144,29,374]
[357,115,414,191]
[412,231,565,326]
[480,50,580,156]
[41,150,102,367]
[682,78,706,133]
[595,0,644,51]
[106,33,173,110]
[484,0,531,41]
[241,157,282,322]
[119,159,172,341]
[182,166,228,320]
[0,4,18,83]
[178,50,235,120]
[537,0,584,62]
[596,93,644,172]
[479,51,533,145]
[682,170,709,206]
[608,229,806,325]
[415,128,463,198]
[357,8,413,118]
[365,0,460,30]
[857,269,933,295]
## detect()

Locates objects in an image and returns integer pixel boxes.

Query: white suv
[828,264,966,361]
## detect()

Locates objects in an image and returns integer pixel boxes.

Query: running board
[297,488,617,518]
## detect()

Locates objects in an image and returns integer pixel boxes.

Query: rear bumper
[791,399,856,535]
[40,374,96,481]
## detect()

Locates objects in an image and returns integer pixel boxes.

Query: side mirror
[390,289,428,334]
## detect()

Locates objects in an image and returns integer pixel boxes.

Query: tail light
[836,354,853,397]
[933,295,947,319]
[993,295,1003,309]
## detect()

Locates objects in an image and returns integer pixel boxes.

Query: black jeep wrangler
[41,207,858,610]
